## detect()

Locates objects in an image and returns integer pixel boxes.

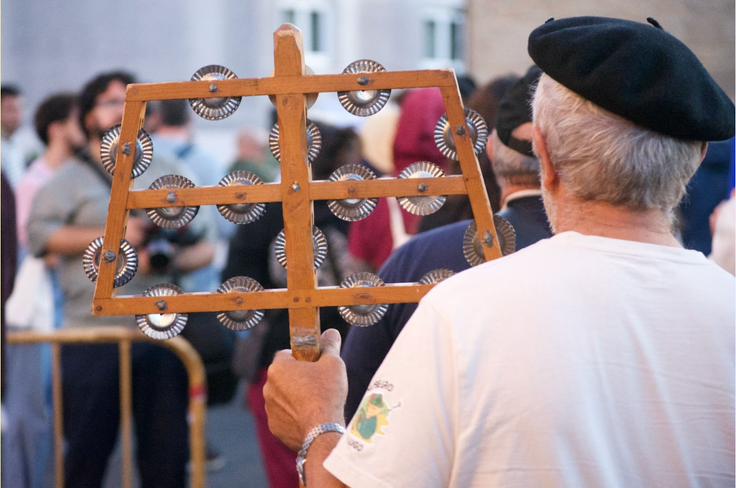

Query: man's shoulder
[423,237,554,306]
[396,220,469,254]
[40,157,92,190]
[380,220,470,281]
[51,157,90,178]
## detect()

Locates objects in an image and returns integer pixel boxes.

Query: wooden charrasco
[88,24,507,362]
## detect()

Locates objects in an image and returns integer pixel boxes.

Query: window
[450,20,462,60]
[425,20,437,58]
[421,8,466,71]
[310,11,322,52]
[277,4,330,55]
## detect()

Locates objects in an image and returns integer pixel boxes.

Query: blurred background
[3,0,733,166]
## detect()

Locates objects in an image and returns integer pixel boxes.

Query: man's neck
[552,193,680,247]
[88,138,102,163]
[500,184,540,207]
[43,141,73,169]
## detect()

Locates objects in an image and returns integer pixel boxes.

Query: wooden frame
[92,24,501,361]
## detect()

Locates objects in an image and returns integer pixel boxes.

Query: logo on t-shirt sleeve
[348,381,402,450]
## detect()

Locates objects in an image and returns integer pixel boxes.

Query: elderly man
[342,65,552,418]
[264,17,735,487]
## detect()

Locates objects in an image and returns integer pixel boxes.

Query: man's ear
[84,111,95,135]
[485,129,495,163]
[699,142,708,163]
[533,125,558,192]
[46,120,64,143]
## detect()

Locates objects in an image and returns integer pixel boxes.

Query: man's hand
[264,329,348,451]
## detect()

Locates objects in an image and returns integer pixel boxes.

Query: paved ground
[104,382,268,488]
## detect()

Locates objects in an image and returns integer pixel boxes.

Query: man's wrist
[297,422,346,486]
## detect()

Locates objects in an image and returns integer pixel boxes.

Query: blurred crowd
[0,59,733,488]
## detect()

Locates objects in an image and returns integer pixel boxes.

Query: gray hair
[532,74,702,212]
[490,130,540,187]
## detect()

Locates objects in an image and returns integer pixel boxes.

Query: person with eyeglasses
[27,71,216,488]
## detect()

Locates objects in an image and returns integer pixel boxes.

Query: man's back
[326,232,735,487]
[343,194,552,417]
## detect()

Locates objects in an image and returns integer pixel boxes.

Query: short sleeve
[325,299,458,488]
[26,177,77,257]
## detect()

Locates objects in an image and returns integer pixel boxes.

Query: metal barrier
[7,326,207,488]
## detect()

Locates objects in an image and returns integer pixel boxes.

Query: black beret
[496,65,542,158]
[528,16,735,141]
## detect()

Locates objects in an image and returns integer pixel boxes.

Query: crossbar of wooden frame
[91,23,501,361]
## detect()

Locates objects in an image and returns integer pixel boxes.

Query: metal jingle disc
[462,216,517,267]
[268,66,319,109]
[135,283,187,340]
[82,237,138,288]
[338,59,391,117]
[216,276,265,330]
[216,171,267,224]
[433,108,489,160]
[274,226,328,270]
[337,272,388,327]
[419,268,455,286]
[100,124,153,178]
[146,175,199,229]
[189,65,242,121]
[269,120,322,164]
[327,164,378,221]
[397,161,447,215]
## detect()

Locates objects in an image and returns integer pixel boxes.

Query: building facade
[467,0,735,100]
[4,0,730,162]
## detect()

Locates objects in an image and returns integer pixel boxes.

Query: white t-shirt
[325,232,735,488]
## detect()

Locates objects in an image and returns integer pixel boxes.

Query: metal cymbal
[216,276,265,330]
[269,119,322,163]
[82,237,138,288]
[100,124,153,178]
[274,226,328,270]
[419,268,455,285]
[337,272,388,327]
[462,216,516,267]
[397,161,446,215]
[216,171,267,224]
[434,108,489,160]
[135,283,187,340]
[146,174,199,229]
[189,65,241,120]
[338,59,391,117]
[327,164,378,221]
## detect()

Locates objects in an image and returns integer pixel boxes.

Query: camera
[144,224,203,274]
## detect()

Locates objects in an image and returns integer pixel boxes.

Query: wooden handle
[274,24,321,362]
